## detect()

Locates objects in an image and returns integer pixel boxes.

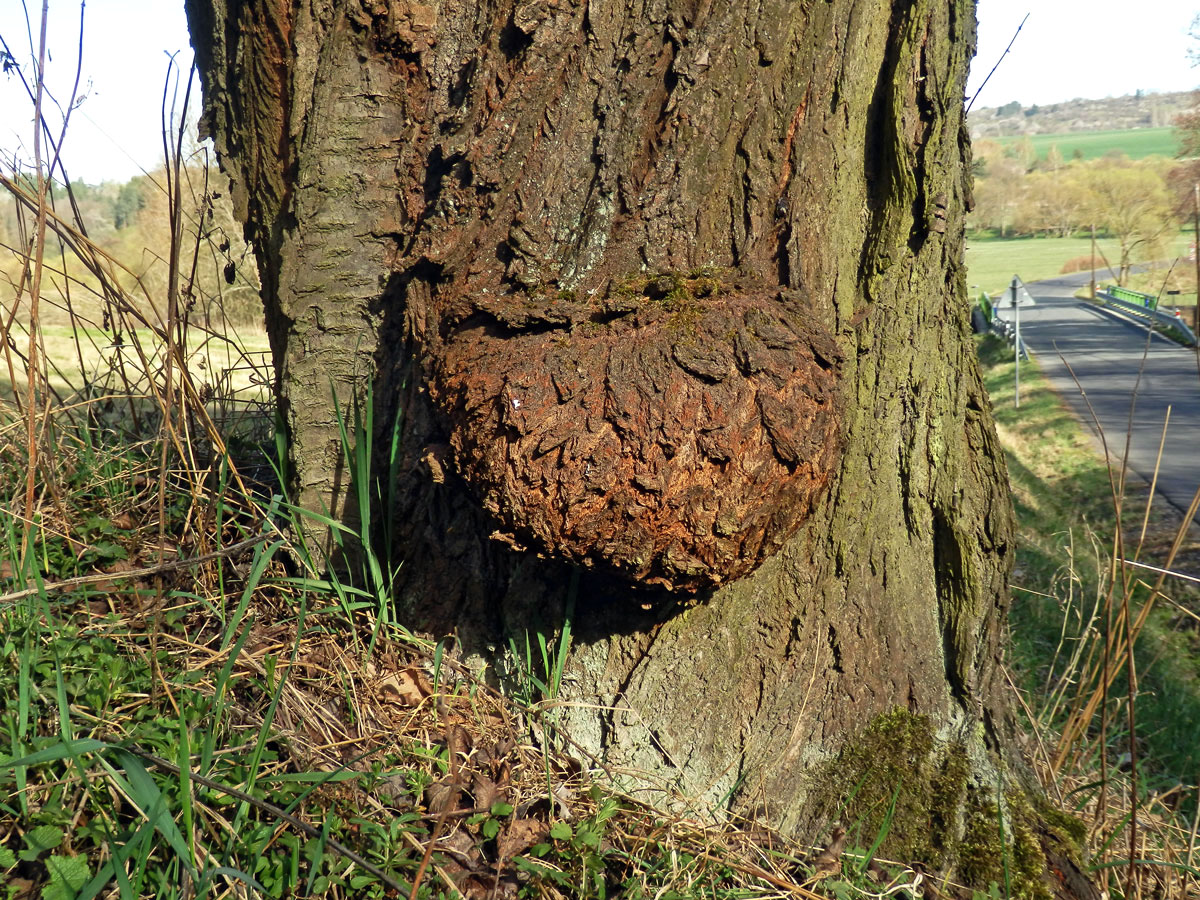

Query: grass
[993,127,1181,163]
[0,323,272,400]
[5,379,915,900]
[966,231,1195,297]
[977,334,1200,896]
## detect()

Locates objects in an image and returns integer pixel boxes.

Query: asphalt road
[993,273,1200,519]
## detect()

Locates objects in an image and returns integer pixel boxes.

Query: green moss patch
[820,709,970,869]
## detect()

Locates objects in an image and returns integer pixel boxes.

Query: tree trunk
[186,0,1093,891]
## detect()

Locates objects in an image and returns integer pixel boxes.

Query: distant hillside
[988,127,1180,163]
[968,90,1196,139]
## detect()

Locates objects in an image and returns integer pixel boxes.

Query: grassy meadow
[966,230,1196,298]
[979,336,1200,795]
[0,323,272,400]
[994,126,1181,162]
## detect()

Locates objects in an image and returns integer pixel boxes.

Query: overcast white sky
[1,0,1199,185]
[968,1,1199,108]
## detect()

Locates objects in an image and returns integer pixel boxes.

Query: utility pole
[1011,275,1020,409]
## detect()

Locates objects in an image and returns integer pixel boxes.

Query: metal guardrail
[1094,290,1198,347]
[988,314,1029,359]
[981,287,1029,359]
[1103,284,1157,308]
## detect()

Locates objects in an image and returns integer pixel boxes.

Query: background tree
[1079,160,1175,283]
[1014,170,1088,238]
[1042,143,1064,173]
[185,0,1090,888]
[970,147,1028,235]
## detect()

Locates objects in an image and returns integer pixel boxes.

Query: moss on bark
[814,709,1092,897]
[815,709,968,870]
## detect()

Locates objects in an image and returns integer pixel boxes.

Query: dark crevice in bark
[827,625,844,674]
[775,218,792,287]
[933,508,971,709]
[498,18,533,60]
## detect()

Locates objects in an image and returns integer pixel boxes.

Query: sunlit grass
[992,127,1181,163]
[978,334,1200,890]
[967,231,1194,297]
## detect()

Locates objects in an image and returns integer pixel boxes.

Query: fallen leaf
[472,773,505,811]
[458,873,494,900]
[442,829,485,868]
[425,777,465,815]
[866,858,888,882]
[498,817,546,859]
[378,666,432,707]
[551,782,576,820]
[447,723,473,760]
[809,826,846,881]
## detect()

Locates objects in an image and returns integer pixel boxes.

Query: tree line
[0,164,260,328]
[969,136,1185,285]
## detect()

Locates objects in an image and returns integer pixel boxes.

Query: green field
[965,231,1194,297]
[0,324,273,399]
[993,126,1180,162]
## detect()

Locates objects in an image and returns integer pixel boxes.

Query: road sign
[1009,276,1036,307]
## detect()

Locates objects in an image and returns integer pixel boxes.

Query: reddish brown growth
[426,276,843,592]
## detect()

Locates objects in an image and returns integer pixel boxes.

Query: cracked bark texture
[183,0,1075,888]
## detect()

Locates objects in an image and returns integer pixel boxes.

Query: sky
[0,0,195,185]
[1,0,1199,185]
[967,0,1199,108]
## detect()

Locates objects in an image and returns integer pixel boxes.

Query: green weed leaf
[548,821,572,841]
[42,854,91,900]
[20,825,64,861]
[111,750,194,869]
[2,739,107,768]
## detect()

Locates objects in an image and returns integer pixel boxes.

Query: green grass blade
[217,537,284,655]
[178,713,196,870]
[2,738,108,767]
[73,818,156,900]
[111,749,195,871]
[859,783,900,874]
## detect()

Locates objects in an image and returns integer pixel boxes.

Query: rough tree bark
[186,0,1095,893]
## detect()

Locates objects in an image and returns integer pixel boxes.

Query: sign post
[1011,275,1020,408]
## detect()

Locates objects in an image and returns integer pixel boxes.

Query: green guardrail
[978,291,993,321]
[1103,284,1157,310]
[1095,288,1199,348]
